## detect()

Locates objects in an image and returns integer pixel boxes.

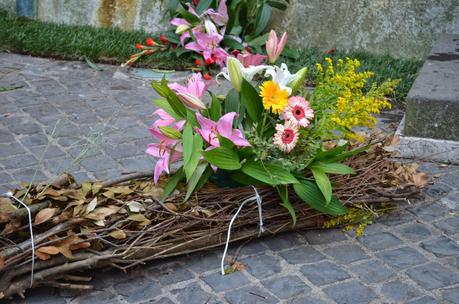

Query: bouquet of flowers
[147,31,399,224]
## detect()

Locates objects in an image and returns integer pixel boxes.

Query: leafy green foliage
[241,160,298,185]
[202,147,241,170]
[240,79,263,123]
[293,180,347,215]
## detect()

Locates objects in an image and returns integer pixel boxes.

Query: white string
[2,192,35,287]
[221,186,265,275]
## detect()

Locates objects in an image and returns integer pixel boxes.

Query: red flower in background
[193,0,199,5]
[146,38,155,46]
[194,59,202,67]
[203,73,212,80]
[159,35,169,44]
[135,43,143,50]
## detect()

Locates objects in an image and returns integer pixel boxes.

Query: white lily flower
[217,57,269,92]
[264,63,301,95]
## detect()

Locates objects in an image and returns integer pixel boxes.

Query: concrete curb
[396,116,459,164]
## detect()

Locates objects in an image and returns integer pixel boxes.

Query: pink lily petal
[216,112,237,138]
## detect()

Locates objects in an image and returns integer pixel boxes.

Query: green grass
[0,9,422,101]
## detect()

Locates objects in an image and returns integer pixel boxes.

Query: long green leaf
[202,147,241,170]
[196,0,213,14]
[184,162,208,201]
[154,99,181,120]
[293,180,347,215]
[161,168,185,202]
[184,133,203,181]
[277,186,296,225]
[312,162,355,175]
[241,160,298,185]
[209,93,222,121]
[240,79,263,123]
[255,4,271,35]
[151,79,187,118]
[311,167,332,203]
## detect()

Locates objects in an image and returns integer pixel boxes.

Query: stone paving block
[80,155,121,172]
[73,290,120,304]
[114,276,162,303]
[397,222,433,241]
[381,279,422,302]
[119,157,154,172]
[349,259,395,283]
[442,287,459,304]
[261,275,311,300]
[377,246,428,269]
[242,254,282,279]
[150,262,194,286]
[141,297,174,304]
[10,167,48,184]
[18,133,49,147]
[434,217,459,235]
[406,263,459,290]
[303,229,347,245]
[228,239,268,257]
[323,244,369,264]
[288,296,328,304]
[263,232,306,251]
[407,296,439,304]
[322,281,376,304]
[420,236,459,257]
[225,285,278,304]
[171,282,219,304]
[186,251,221,273]
[29,145,67,159]
[18,288,66,304]
[2,154,38,170]
[423,184,454,201]
[279,246,326,265]
[300,261,350,286]
[0,129,15,143]
[202,271,250,292]
[358,232,403,251]
[380,210,417,226]
[4,116,42,135]
[0,142,27,158]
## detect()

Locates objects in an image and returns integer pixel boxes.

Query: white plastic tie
[221,186,264,275]
[2,192,35,287]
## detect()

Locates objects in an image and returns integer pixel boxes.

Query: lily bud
[266,30,287,63]
[159,126,182,140]
[176,93,207,110]
[204,20,218,35]
[288,67,307,95]
[227,57,243,92]
[175,24,191,35]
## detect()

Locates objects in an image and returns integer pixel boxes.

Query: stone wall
[1,0,459,59]
[272,0,459,59]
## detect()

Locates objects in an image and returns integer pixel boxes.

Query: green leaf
[217,135,235,150]
[177,7,201,24]
[241,160,298,185]
[255,4,271,35]
[153,99,181,120]
[151,78,187,118]
[231,170,268,186]
[240,79,263,122]
[184,162,208,201]
[184,134,203,181]
[293,180,347,215]
[161,168,185,202]
[182,123,193,164]
[202,147,241,170]
[311,167,332,203]
[221,36,244,50]
[282,45,300,59]
[225,89,245,125]
[312,163,355,175]
[159,126,181,140]
[327,145,369,163]
[196,0,212,14]
[277,186,296,225]
[247,33,269,48]
[209,93,222,121]
[314,144,349,161]
[168,0,180,14]
[267,0,289,10]
[84,57,103,71]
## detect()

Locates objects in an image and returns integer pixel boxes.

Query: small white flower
[264,63,304,95]
[216,57,269,92]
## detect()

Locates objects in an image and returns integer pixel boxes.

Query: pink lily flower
[206,0,228,26]
[146,143,183,184]
[148,109,185,141]
[169,73,208,110]
[266,30,287,63]
[195,112,250,148]
[185,32,228,67]
[237,52,268,68]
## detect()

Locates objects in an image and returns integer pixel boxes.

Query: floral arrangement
[147,32,399,223]
[123,0,294,76]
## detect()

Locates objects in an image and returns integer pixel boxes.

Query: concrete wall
[272,0,459,59]
[1,0,459,59]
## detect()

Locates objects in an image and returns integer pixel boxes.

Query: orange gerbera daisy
[259,81,289,114]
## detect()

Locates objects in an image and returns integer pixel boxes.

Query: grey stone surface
[404,35,459,140]
[1,54,459,304]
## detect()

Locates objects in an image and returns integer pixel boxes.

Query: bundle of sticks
[0,138,427,299]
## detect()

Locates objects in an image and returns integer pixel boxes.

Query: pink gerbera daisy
[273,120,299,153]
[284,96,314,127]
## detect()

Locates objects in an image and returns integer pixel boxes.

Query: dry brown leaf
[81,182,92,197]
[108,229,127,240]
[37,246,60,255]
[35,251,51,260]
[234,262,245,272]
[128,214,151,226]
[165,203,177,212]
[0,256,5,271]
[86,198,97,214]
[34,208,58,225]
[69,241,91,251]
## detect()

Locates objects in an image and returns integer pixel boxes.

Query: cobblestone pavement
[1,53,458,304]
